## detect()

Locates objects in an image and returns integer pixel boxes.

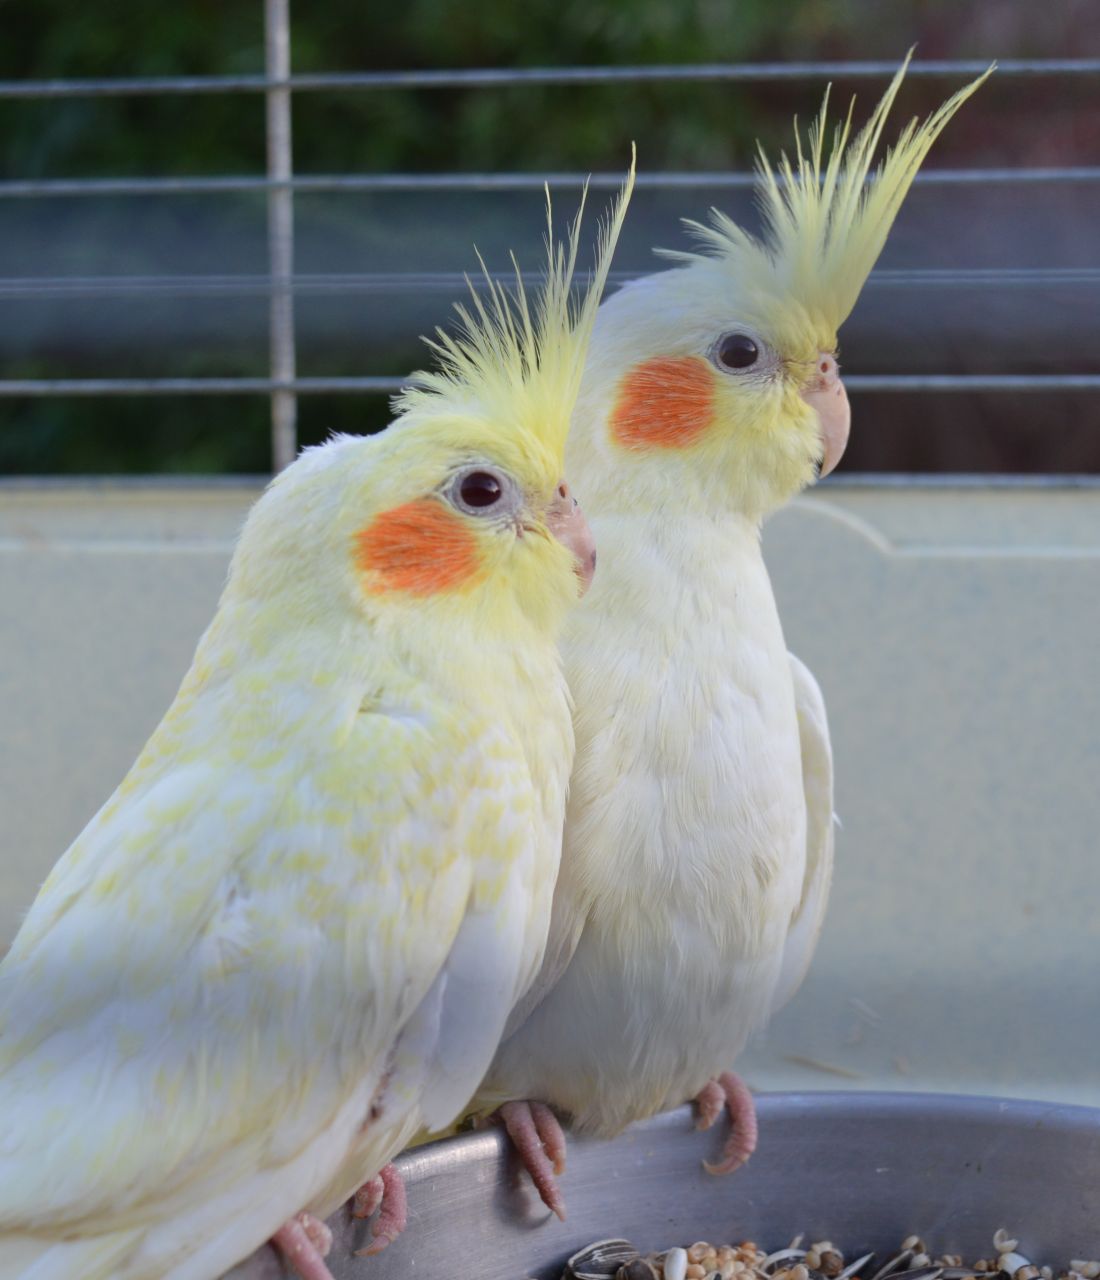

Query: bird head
[222,163,635,652]
[571,54,991,521]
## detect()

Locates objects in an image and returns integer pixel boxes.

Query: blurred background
[1,0,1098,476]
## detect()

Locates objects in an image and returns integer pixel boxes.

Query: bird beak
[801,352,851,478]
[545,480,597,597]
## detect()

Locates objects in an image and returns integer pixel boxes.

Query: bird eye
[448,467,517,516]
[714,332,760,372]
[459,471,502,507]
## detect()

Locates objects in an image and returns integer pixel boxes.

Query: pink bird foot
[271,1212,335,1280]
[694,1070,758,1175]
[352,1162,408,1256]
[496,1099,568,1220]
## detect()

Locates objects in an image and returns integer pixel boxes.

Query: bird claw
[272,1213,335,1280]
[693,1078,726,1131]
[695,1070,757,1176]
[353,1163,408,1256]
[352,1174,385,1222]
[497,1099,568,1220]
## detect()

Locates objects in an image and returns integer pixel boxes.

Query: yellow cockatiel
[0,168,632,1280]
[473,58,991,1214]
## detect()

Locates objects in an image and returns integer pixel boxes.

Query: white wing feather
[0,692,543,1280]
[768,652,835,1016]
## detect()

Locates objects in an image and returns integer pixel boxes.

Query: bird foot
[352,1162,408,1256]
[272,1212,335,1280]
[694,1069,757,1175]
[495,1099,568,1220]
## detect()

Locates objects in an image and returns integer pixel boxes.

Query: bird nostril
[820,360,830,374]
[558,483,568,500]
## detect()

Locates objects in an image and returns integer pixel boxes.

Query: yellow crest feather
[395,150,636,464]
[672,51,993,345]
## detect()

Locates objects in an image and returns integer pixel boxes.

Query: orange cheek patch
[355,499,482,597]
[609,355,716,450]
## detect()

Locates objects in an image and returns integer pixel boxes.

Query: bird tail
[0,1231,142,1280]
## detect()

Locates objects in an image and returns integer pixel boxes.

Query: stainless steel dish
[228,1093,1100,1280]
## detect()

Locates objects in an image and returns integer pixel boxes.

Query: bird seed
[560,1230,1100,1280]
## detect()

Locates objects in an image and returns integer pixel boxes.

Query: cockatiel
[0,167,632,1280]
[472,58,991,1215]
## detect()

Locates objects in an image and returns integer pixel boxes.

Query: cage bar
[265,0,297,471]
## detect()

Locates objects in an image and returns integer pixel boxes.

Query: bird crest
[667,51,993,349]
[395,151,636,465]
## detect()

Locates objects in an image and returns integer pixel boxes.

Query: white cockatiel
[473,59,991,1214]
[0,170,632,1280]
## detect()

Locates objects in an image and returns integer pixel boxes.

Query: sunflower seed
[616,1262,658,1280]
[567,1239,639,1280]
[870,1252,916,1280]
[665,1248,689,1280]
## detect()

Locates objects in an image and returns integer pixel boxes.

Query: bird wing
[0,689,541,1252]
[768,652,835,1016]
[498,868,586,1042]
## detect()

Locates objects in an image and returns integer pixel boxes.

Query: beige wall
[1,479,1098,1103]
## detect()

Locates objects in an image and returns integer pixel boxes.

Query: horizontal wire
[2,375,1099,398]
[0,271,622,299]
[0,59,1091,101]
[0,377,404,396]
[847,375,1100,391]
[1,167,1098,199]
[1,267,1098,302]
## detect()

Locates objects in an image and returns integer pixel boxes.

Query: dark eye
[449,467,518,516]
[458,471,502,508]
[715,333,759,371]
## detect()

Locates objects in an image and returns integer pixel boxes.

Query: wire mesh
[1,20,1096,472]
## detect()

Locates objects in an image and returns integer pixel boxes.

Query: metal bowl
[229,1093,1100,1279]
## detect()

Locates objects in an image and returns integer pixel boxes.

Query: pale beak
[801,351,851,477]
[545,480,597,597]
